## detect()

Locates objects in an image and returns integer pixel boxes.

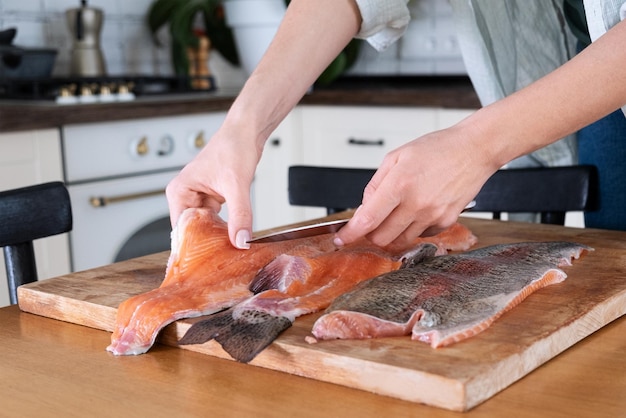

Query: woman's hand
[166,128,262,249]
[334,123,497,249]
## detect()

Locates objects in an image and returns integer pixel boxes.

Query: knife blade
[248,200,476,244]
[248,218,349,244]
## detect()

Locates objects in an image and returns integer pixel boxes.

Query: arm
[166,0,361,248]
[335,19,626,248]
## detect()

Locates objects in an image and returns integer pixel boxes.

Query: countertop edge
[0,77,481,133]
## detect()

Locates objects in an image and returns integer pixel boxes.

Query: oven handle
[89,189,165,208]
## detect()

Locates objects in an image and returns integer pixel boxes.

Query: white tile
[2,18,48,46]
[42,0,83,14]
[41,0,120,20]
[3,0,44,13]
[118,0,153,16]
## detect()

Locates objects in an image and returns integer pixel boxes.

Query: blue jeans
[578,109,626,230]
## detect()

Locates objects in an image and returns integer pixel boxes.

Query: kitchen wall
[0,0,464,89]
[349,0,466,76]
[0,0,247,88]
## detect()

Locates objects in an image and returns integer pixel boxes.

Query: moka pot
[66,0,106,76]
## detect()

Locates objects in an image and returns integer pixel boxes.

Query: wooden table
[2,219,626,417]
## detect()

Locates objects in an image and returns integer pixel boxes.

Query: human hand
[166,129,262,249]
[334,125,497,249]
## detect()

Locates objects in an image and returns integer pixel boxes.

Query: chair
[0,182,72,304]
[288,165,598,224]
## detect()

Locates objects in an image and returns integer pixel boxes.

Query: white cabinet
[300,106,438,169]
[296,105,475,218]
[253,109,306,230]
[0,129,71,307]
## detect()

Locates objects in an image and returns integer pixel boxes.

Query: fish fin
[215,310,292,363]
[400,243,438,269]
[249,254,311,294]
[178,309,235,345]
[179,308,292,363]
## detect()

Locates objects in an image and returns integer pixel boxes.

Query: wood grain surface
[17,218,626,411]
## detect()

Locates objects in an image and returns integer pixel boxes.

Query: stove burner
[0,75,216,102]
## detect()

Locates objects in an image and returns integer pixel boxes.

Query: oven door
[67,171,176,272]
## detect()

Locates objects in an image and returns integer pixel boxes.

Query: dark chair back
[288,165,598,224]
[0,182,72,304]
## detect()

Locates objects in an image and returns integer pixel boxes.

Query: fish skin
[311,241,592,348]
[107,208,335,355]
[179,308,292,363]
[179,228,477,363]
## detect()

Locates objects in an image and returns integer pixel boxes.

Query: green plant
[147,0,360,84]
[147,0,239,76]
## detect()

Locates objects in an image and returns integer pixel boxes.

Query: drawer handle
[90,189,165,208]
[348,137,385,146]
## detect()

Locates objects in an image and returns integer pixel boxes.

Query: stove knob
[55,86,79,105]
[189,130,205,151]
[98,85,116,103]
[130,136,149,157]
[78,85,98,104]
[157,134,175,156]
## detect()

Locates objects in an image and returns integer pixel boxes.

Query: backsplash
[348,0,466,76]
[0,0,464,89]
[0,0,247,88]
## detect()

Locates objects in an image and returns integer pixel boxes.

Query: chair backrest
[0,182,72,304]
[288,165,598,224]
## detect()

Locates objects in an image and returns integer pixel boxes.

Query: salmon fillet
[311,241,592,347]
[107,208,335,355]
[178,225,477,362]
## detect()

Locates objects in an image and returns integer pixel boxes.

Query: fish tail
[179,308,292,363]
[178,309,234,345]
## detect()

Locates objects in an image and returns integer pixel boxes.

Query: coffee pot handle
[75,0,87,40]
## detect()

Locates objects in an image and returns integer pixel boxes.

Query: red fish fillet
[107,208,335,355]
[311,241,592,348]
[178,224,478,362]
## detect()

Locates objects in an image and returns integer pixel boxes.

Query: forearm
[463,19,626,168]
[223,0,361,151]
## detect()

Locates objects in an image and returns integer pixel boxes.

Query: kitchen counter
[1,303,623,417]
[0,76,480,132]
[5,217,626,416]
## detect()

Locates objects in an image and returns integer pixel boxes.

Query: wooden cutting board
[17,218,626,412]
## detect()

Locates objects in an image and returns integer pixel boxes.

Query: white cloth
[355,0,577,166]
[584,0,626,115]
[448,0,579,167]
[354,0,410,50]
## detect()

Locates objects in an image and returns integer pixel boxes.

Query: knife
[248,201,476,244]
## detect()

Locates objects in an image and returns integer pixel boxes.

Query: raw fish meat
[107,208,336,355]
[179,225,477,362]
[311,241,592,347]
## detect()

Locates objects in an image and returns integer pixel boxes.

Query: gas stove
[0,75,215,104]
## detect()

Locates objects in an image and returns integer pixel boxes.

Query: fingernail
[333,236,344,247]
[236,229,251,249]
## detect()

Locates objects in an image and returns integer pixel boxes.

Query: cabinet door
[298,105,440,218]
[0,129,70,307]
[253,109,306,230]
[300,105,439,168]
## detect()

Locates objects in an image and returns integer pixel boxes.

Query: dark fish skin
[312,241,592,347]
[179,308,291,363]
